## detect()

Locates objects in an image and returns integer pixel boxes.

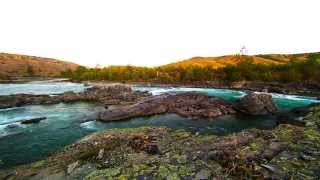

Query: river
[0,81,319,168]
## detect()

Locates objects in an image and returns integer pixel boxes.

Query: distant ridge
[0,53,79,78]
[162,52,320,68]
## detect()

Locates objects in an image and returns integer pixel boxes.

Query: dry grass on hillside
[0,53,79,77]
[163,53,311,68]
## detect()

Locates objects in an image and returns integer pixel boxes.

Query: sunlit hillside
[0,53,79,78]
[163,52,319,68]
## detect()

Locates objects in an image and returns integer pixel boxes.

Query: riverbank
[1,103,319,179]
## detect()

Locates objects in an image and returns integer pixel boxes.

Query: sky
[0,0,319,67]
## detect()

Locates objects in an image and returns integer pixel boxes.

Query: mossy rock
[171,129,192,138]
[85,167,121,180]
[172,154,188,164]
[304,129,320,139]
[157,165,176,179]
[304,105,320,128]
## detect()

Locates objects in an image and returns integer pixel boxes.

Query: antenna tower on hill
[240,46,248,55]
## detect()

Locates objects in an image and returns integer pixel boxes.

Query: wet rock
[260,164,277,173]
[6,124,18,129]
[21,117,46,124]
[234,93,278,115]
[194,169,211,179]
[67,161,79,174]
[98,92,235,121]
[97,149,104,160]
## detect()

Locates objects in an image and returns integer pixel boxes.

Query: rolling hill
[163,52,319,68]
[0,53,79,78]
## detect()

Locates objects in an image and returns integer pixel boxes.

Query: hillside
[163,52,319,68]
[0,53,79,78]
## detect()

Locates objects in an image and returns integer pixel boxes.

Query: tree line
[62,54,320,83]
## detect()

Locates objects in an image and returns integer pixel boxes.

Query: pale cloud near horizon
[0,0,319,67]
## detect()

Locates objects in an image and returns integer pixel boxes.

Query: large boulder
[234,93,278,115]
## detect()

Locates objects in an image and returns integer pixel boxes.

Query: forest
[62,54,320,83]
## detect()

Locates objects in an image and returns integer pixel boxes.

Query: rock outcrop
[98,92,236,121]
[0,94,60,109]
[0,85,151,109]
[2,124,319,179]
[234,93,278,115]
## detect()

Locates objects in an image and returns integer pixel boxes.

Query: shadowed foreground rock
[98,92,236,121]
[234,93,278,115]
[0,85,151,109]
[1,123,319,179]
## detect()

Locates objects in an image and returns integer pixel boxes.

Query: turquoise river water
[0,82,319,168]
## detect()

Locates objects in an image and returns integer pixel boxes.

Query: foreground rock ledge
[98,92,236,121]
[1,123,319,179]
